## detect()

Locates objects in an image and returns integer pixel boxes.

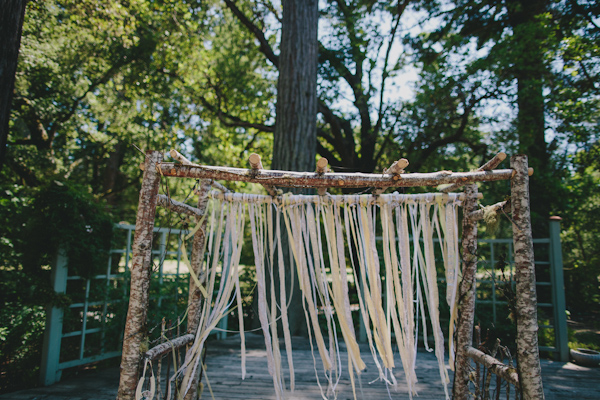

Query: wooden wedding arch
[116,150,544,400]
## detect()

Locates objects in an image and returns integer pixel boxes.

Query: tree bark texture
[157,194,204,217]
[270,0,319,336]
[144,334,194,361]
[117,151,163,400]
[467,200,509,222]
[510,155,545,400]
[102,141,126,206]
[0,0,28,169]
[466,346,520,388]
[452,184,478,400]
[272,0,318,175]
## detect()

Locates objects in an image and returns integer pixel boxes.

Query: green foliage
[0,181,112,392]
[569,330,600,352]
[0,301,45,393]
[22,181,114,277]
[560,151,600,314]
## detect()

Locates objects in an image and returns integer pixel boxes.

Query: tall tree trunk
[0,0,28,169]
[270,0,319,335]
[102,141,126,206]
[509,0,551,234]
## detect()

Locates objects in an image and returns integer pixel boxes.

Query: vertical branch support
[186,179,212,334]
[183,179,212,400]
[117,151,163,400]
[452,183,479,400]
[511,155,545,399]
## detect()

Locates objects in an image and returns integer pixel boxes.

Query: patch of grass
[569,330,600,352]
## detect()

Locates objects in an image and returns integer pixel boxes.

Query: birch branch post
[452,184,479,400]
[183,179,212,400]
[117,151,163,400]
[511,155,545,400]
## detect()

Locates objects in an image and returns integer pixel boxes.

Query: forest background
[0,0,598,393]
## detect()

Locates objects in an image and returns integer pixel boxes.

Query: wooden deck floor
[1,333,598,399]
[203,333,450,399]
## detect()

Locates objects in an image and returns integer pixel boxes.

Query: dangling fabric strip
[282,203,332,372]
[381,201,417,397]
[175,190,465,400]
[248,201,283,400]
[345,201,387,383]
[393,199,418,394]
[274,206,295,391]
[167,198,246,399]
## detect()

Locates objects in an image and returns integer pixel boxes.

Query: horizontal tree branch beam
[441,152,507,193]
[157,195,203,217]
[466,346,520,388]
[468,200,509,221]
[158,162,515,188]
[144,334,195,361]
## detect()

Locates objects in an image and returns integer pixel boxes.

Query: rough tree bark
[0,0,28,169]
[452,184,479,400]
[117,151,163,400]
[102,142,126,206]
[269,0,319,336]
[158,163,517,188]
[511,154,545,400]
[272,0,318,173]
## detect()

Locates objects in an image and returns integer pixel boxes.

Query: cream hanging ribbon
[163,191,463,400]
[162,198,246,400]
